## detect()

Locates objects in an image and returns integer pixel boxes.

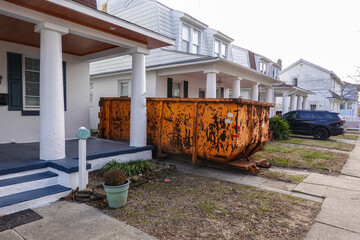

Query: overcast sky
[156,0,360,82]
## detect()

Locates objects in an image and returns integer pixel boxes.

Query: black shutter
[63,61,67,111]
[7,52,22,111]
[184,81,188,98]
[221,87,224,98]
[167,78,173,98]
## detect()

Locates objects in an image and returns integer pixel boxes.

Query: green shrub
[104,168,127,186]
[100,160,156,176]
[269,116,291,140]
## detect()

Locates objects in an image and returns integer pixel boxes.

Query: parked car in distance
[282,110,345,140]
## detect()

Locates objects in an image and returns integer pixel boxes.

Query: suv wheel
[313,127,329,140]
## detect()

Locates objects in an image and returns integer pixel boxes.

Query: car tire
[313,127,329,140]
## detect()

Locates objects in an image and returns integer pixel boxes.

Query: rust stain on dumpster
[98,98,274,169]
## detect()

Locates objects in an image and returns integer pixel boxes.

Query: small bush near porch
[85,168,320,239]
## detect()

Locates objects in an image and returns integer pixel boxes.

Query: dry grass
[253,144,348,175]
[87,171,320,240]
[331,134,359,141]
[276,136,354,152]
[257,170,305,184]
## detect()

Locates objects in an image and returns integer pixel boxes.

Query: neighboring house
[90,0,283,130]
[279,59,345,114]
[0,0,172,214]
[340,82,360,120]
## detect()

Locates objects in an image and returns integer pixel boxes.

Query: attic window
[181,25,190,52]
[259,61,267,74]
[293,78,298,87]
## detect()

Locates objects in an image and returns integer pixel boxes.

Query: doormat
[0,209,43,232]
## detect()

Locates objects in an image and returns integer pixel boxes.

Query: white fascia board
[0,1,146,49]
[80,47,129,62]
[51,0,174,46]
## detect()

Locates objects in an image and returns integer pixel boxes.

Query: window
[214,40,220,57]
[181,25,190,52]
[229,89,233,98]
[199,88,205,98]
[310,104,316,111]
[192,29,200,54]
[259,61,267,74]
[90,82,93,106]
[24,58,40,108]
[221,44,228,58]
[293,78,298,87]
[173,82,180,98]
[272,68,279,79]
[119,81,129,97]
[347,103,353,110]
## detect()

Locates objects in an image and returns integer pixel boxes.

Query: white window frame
[90,82,94,107]
[272,67,279,79]
[310,104,317,111]
[23,56,40,110]
[259,61,267,74]
[293,77,298,87]
[192,29,201,54]
[214,40,220,57]
[118,80,131,97]
[221,43,228,59]
[181,24,190,52]
[173,81,181,98]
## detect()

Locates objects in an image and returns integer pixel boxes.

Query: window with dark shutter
[7,52,22,111]
[184,81,188,98]
[167,78,173,98]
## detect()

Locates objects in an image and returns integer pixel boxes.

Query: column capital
[35,22,69,35]
[128,47,150,55]
[204,69,219,74]
[237,77,243,81]
[251,82,260,86]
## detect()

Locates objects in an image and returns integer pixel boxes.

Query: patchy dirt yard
[253,144,348,175]
[84,170,320,240]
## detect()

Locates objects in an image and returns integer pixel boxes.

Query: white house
[90,0,283,130]
[340,82,360,120]
[0,0,173,214]
[279,59,345,114]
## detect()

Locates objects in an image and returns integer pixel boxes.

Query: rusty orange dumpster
[98,98,273,172]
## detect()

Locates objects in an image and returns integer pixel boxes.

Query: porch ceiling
[0,14,119,56]
[4,0,171,49]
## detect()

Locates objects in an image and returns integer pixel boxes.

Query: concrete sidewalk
[0,201,156,240]
[294,138,360,240]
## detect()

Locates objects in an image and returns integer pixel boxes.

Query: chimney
[277,59,282,69]
[73,0,97,10]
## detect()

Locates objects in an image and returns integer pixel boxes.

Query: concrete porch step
[0,171,58,197]
[0,185,71,215]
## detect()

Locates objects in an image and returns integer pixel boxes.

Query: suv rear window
[313,112,340,120]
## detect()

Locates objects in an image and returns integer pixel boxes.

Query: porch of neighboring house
[0,0,173,214]
[0,138,152,173]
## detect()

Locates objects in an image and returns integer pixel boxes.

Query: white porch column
[130,50,149,147]
[204,69,218,98]
[302,96,309,110]
[251,83,259,101]
[265,86,274,103]
[232,77,242,98]
[266,86,275,117]
[290,94,297,111]
[297,95,303,110]
[35,22,69,160]
[282,93,289,114]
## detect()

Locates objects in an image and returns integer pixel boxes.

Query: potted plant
[103,168,130,208]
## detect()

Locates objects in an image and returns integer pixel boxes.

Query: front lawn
[275,136,354,152]
[253,144,349,174]
[85,170,320,240]
[331,134,359,141]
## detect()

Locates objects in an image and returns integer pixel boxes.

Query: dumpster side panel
[160,101,194,155]
[109,99,131,142]
[248,106,269,156]
[196,102,238,162]
[146,100,161,146]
